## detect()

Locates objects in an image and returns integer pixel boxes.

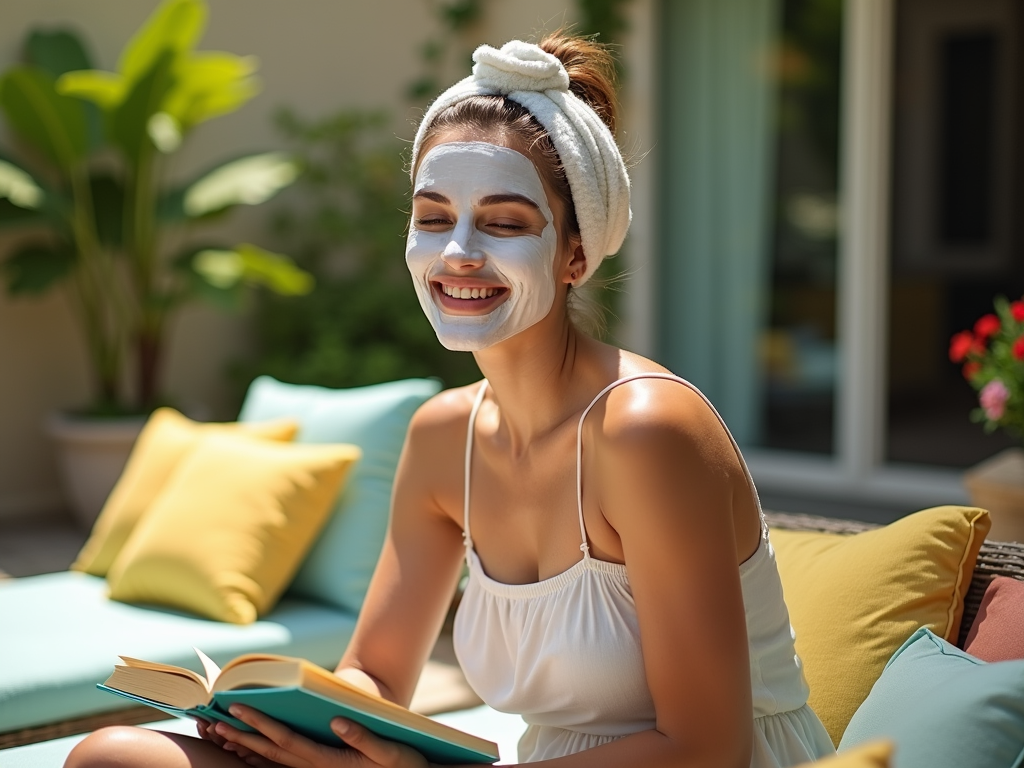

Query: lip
[430,278,509,315]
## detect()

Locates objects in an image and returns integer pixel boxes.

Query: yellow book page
[105,662,210,710]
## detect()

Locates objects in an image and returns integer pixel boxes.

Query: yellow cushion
[771,506,989,746]
[72,408,298,576]
[796,741,893,768]
[105,432,360,624]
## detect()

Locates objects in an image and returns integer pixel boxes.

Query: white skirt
[517,704,835,766]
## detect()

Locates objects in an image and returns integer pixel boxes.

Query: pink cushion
[964,577,1024,662]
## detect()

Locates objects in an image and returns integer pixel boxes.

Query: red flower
[1013,301,1024,323]
[949,331,974,362]
[963,361,981,380]
[974,313,1002,339]
[1014,336,1024,361]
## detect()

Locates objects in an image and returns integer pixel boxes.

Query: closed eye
[414,216,452,228]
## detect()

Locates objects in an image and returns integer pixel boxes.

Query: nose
[441,226,485,270]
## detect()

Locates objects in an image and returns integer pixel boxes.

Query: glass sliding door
[762,0,845,454]
[886,0,1024,468]
[658,0,845,455]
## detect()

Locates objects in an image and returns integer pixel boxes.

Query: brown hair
[416,32,620,250]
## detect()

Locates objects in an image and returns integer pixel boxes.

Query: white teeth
[440,285,499,299]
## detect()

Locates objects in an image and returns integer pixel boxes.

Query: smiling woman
[65,31,835,768]
[407,142,558,349]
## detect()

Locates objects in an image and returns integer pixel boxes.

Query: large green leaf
[0,66,88,170]
[26,29,94,79]
[193,243,313,296]
[27,30,105,152]
[56,69,125,109]
[179,152,300,218]
[1,242,75,294]
[119,0,206,84]
[171,243,243,309]
[0,157,45,210]
[0,153,70,229]
[164,51,260,131]
[109,50,176,165]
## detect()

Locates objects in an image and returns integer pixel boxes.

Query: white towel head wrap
[411,40,631,287]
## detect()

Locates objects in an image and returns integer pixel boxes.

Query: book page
[119,656,209,692]
[105,664,211,710]
[194,647,222,688]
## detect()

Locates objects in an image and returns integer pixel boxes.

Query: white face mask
[406,142,558,352]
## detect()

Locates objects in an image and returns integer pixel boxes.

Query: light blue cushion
[0,572,357,733]
[839,627,1024,768]
[238,376,441,613]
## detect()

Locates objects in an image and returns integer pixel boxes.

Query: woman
[66,33,834,768]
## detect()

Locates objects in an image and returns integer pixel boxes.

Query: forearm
[333,664,401,705]
[432,726,751,768]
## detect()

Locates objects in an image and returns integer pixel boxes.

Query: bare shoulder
[404,381,483,452]
[601,370,726,442]
[592,367,741,484]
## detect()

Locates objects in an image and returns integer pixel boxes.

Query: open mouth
[431,281,508,314]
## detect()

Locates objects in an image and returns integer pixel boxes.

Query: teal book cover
[98,684,498,765]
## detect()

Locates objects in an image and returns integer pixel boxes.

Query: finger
[332,718,419,768]
[224,741,271,766]
[219,706,319,767]
[214,721,287,765]
[198,719,227,747]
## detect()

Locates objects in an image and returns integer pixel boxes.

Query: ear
[562,243,588,286]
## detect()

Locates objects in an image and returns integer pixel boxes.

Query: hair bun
[539,32,618,135]
[472,41,570,94]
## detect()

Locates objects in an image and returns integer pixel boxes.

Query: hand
[213,703,432,768]
[197,718,227,747]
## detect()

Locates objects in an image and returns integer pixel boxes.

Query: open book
[99,649,498,765]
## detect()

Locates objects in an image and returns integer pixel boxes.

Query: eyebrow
[413,190,449,203]
[479,193,540,210]
[412,191,540,210]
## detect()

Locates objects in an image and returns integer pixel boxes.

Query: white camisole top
[453,374,835,765]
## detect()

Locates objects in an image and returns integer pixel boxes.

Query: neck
[471,309,606,454]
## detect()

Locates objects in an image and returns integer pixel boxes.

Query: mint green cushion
[0,572,357,733]
[238,376,441,613]
[839,627,1024,767]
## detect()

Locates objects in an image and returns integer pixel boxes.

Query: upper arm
[337,388,471,706]
[595,381,754,764]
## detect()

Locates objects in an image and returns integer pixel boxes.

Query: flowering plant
[949,296,1024,441]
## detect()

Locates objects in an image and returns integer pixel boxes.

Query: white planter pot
[47,413,146,530]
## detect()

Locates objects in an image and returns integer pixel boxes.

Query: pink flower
[980,379,1010,421]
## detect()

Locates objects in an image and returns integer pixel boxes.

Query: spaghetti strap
[575,373,768,556]
[463,380,489,552]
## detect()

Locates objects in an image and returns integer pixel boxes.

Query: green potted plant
[0,0,312,526]
[950,295,1024,543]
